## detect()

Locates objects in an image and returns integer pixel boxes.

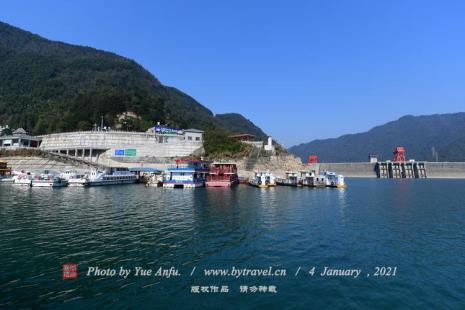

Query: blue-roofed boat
[163,160,209,188]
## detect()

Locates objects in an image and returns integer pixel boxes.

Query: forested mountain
[0,21,267,139]
[289,113,465,162]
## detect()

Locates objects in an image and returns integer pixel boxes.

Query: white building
[0,128,42,149]
[264,137,275,154]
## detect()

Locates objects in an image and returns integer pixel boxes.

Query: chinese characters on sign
[190,285,277,294]
[62,263,78,280]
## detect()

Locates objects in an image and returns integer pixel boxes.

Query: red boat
[205,163,239,187]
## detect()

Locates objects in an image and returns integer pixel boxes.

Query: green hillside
[289,113,465,162]
[0,21,267,139]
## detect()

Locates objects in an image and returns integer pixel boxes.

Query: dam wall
[307,163,377,177]
[305,162,465,178]
[425,162,465,178]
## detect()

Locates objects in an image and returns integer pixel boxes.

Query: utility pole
[100,116,104,131]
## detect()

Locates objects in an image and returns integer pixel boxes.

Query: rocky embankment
[234,154,303,178]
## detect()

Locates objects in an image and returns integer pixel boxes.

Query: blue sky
[1,0,465,146]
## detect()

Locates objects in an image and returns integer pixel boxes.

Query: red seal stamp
[62,263,78,279]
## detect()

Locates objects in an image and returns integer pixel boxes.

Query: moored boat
[300,170,326,187]
[0,176,15,184]
[323,171,346,188]
[206,163,239,187]
[13,172,34,186]
[0,160,12,178]
[60,170,80,180]
[145,172,164,187]
[163,160,209,188]
[248,171,276,188]
[276,171,300,186]
[31,174,68,187]
[87,167,137,186]
[68,173,90,186]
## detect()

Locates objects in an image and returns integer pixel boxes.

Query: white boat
[276,171,300,186]
[1,176,16,184]
[248,171,276,188]
[13,173,33,186]
[300,170,326,187]
[323,171,346,188]
[145,173,164,187]
[68,174,90,187]
[60,170,80,180]
[87,167,137,186]
[31,175,69,187]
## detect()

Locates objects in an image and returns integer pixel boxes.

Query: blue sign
[154,125,183,135]
[115,149,124,156]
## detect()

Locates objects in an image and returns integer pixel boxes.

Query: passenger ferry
[323,171,346,188]
[206,163,239,187]
[87,167,137,186]
[300,170,326,187]
[276,171,300,187]
[163,160,209,188]
[249,171,276,188]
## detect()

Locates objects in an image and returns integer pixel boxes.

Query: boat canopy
[129,167,163,173]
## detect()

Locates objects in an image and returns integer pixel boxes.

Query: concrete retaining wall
[39,131,203,158]
[1,157,89,173]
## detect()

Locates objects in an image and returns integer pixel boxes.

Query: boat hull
[205,180,238,187]
[13,181,32,186]
[68,180,89,187]
[1,178,15,184]
[276,180,299,187]
[31,181,68,187]
[88,179,136,186]
[163,181,204,188]
[328,184,346,188]
[248,181,268,188]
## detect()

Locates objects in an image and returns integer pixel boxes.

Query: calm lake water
[1,179,465,309]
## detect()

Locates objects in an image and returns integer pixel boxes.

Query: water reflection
[336,187,347,208]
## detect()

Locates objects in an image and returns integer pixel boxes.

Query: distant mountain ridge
[289,113,465,162]
[0,21,267,139]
